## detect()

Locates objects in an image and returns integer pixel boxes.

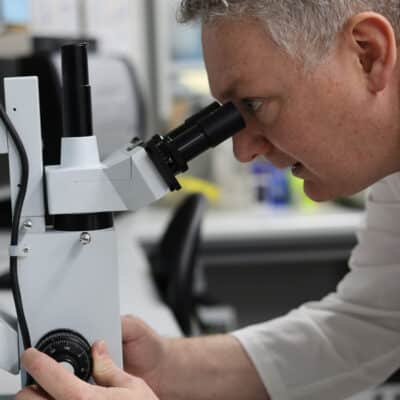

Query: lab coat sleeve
[232,173,400,400]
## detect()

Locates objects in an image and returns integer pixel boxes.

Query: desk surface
[132,203,363,245]
[0,212,181,396]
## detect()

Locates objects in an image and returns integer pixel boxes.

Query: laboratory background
[0,1,392,399]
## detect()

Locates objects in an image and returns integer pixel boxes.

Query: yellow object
[177,176,221,203]
[288,173,319,210]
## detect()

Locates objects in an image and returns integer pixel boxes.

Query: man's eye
[242,99,263,113]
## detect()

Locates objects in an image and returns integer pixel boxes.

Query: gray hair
[178,1,400,65]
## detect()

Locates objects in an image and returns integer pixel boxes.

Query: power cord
[0,103,32,351]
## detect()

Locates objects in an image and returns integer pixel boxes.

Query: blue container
[251,160,290,206]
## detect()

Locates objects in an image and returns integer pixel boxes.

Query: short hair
[178,1,400,66]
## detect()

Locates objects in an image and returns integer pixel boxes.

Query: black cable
[0,103,32,351]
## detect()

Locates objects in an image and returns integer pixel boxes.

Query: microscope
[0,43,245,386]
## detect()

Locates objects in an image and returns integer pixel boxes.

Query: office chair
[150,193,206,336]
[150,193,237,336]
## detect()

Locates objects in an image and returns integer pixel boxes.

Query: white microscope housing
[0,43,245,386]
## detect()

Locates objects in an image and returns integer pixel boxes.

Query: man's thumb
[92,340,139,389]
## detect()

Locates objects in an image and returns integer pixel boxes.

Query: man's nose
[232,129,273,162]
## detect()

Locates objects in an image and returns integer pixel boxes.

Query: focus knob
[36,329,92,381]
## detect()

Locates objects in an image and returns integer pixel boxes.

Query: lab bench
[132,203,362,327]
[133,203,400,396]
[1,205,400,399]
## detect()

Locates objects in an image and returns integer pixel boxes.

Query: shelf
[131,203,363,245]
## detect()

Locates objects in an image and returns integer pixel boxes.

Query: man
[17,1,400,399]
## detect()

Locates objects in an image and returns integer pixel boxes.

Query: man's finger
[16,385,51,400]
[22,348,88,400]
[121,314,151,343]
[93,340,142,389]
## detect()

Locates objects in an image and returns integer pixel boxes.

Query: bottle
[251,159,290,207]
[212,139,254,208]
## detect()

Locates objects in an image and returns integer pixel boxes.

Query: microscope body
[0,76,177,381]
[0,43,245,387]
[0,76,128,382]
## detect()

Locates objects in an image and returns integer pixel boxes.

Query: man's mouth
[291,162,304,176]
[291,162,302,170]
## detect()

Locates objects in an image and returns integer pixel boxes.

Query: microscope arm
[0,89,18,376]
[0,77,43,376]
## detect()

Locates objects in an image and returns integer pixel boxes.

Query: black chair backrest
[151,193,207,335]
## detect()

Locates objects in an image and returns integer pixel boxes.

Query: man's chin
[304,179,369,203]
[303,182,340,203]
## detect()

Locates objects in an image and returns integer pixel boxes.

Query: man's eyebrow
[219,88,235,102]
[214,77,240,102]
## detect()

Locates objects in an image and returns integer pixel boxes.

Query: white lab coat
[233,172,400,400]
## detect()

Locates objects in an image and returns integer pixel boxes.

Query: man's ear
[345,12,397,93]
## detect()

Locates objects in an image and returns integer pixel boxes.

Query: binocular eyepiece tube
[60,43,246,194]
[145,102,246,191]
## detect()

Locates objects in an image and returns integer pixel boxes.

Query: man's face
[202,17,400,201]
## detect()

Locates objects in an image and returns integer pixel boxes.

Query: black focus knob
[36,329,92,381]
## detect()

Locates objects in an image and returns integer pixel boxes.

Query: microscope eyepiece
[61,43,93,137]
[175,101,221,134]
[175,102,245,160]
[145,102,245,191]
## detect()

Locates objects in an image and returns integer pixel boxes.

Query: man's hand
[16,341,159,400]
[121,315,270,400]
[121,314,170,396]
